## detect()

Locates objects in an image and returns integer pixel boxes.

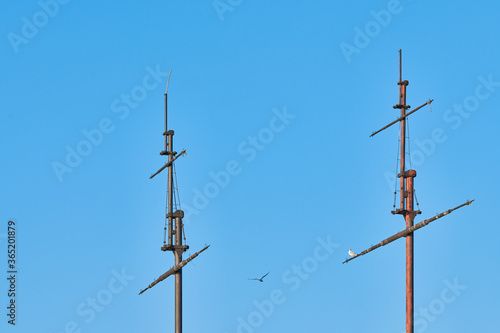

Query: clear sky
[1,1,499,332]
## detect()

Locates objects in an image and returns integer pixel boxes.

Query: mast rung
[391,209,422,215]
[166,210,185,218]
[397,170,417,178]
[160,150,177,156]
[391,209,407,215]
[371,100,433,137]
[161,244,189,252]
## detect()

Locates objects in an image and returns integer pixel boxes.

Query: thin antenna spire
[164,69,172,153]
[166,69,172,94]
[399,49,402,82]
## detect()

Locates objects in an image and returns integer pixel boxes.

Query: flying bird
[248,271,270,282]
[348,249,357,257]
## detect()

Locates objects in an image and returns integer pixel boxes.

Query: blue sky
[1,1,499,332]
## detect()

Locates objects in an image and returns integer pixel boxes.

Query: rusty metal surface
[399,82,407,212]
[406,173,415,333]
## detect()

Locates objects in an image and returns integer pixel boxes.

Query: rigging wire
[173,162,182,211]
[405,117,421,210]
[160,153,186,246]
[393,123,401,209]
[407,117,412,170]
[173,161,187,244]
[163,179,172,244]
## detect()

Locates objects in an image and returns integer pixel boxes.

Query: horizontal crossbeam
[139,245,210,295]
[150,150,186,179]
[370,100,433,137]
[342,200,473,264]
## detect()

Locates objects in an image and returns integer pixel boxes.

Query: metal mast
[141,70,209,333]
[343,50,473,333]
[396,49,416,333]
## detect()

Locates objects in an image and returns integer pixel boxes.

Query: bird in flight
[248,271,270,282]
[348,249,357,257]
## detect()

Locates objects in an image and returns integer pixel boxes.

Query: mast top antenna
[399,49,402,82]
[165,69,172,94]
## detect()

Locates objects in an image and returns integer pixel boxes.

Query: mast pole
[142,69,211,333]
[397,50,414,333]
